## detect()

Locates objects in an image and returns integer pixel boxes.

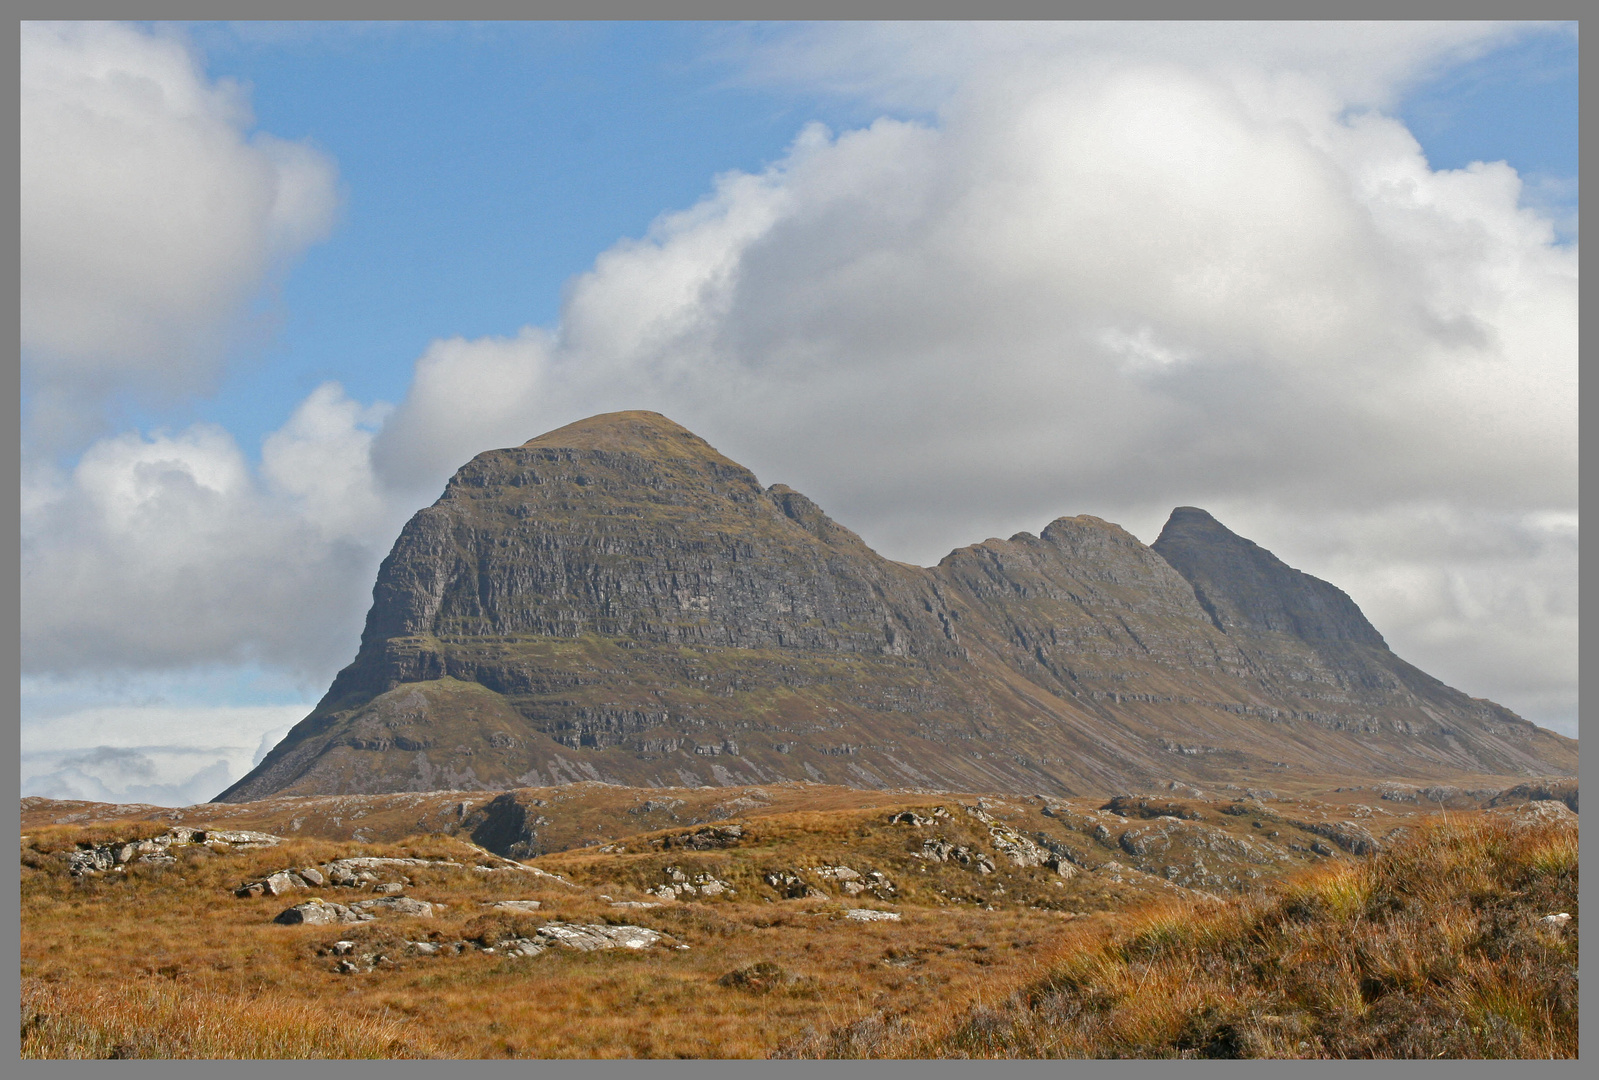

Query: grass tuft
[796,814,1578,1059]
[21,978,434,1059]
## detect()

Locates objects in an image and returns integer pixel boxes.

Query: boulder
[845,909,900,922]
[265,872,302,896]
[65,848,115,876]
[327,864,361,886]
[987,825,1052,868]
[273,900,372,926]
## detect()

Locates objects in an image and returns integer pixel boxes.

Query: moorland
[20,777,1577,1058]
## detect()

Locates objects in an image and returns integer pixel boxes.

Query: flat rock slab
[499,922,664,957]
[845,909,901,922]
[326,857,461,872]
[486,900,542,913]
[351,897,435,918]
[274,900,373,926]
[203,830,284,847]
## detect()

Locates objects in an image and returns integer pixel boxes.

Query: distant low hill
[219,411,1574,802]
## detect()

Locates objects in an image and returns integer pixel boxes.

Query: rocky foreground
[21,780,1575,1058]
[219,412,1574,804]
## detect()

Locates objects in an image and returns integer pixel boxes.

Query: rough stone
[273,900,372,926]
[487,900,542,913]
[265,872,301,896]
[351,897,435,918]
[202,830,283,848]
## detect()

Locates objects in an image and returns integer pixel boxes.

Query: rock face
[219,412,1575,802]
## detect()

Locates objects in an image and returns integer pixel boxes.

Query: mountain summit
[220,412,1574,801]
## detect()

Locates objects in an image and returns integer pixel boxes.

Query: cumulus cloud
[20,21,337,444]
[22,22,1577,745]
[21,385,397,678]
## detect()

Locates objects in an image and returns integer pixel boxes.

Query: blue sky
[127,21,1576,459]
[20,21,1579,805]
[114,22,879,452]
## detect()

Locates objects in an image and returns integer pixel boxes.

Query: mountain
[218,412,1574,802]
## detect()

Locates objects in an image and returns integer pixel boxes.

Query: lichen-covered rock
[201,830,283,848]
[487,899,542,913]
[651,868,734,900]
[498,923,664,957]
[273,900,371,926]
[350,897,434,918]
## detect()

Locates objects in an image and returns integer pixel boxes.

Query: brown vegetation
[19,788,1575,1059]
[782,811,1578,1058]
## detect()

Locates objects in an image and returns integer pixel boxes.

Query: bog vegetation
[788,814,1578,1058]
[19,787,1576,1059]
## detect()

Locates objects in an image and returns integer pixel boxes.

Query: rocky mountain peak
[218,416,1572,805]
[519,409,730,464]
[1151,507,1386,646]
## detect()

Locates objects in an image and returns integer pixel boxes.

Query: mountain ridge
[219,411,1573,802]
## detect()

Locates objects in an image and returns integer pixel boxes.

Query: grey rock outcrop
[274,900,372,926]
[351,897,435,918]
[486,899,542,913]
[66,827,283,877]
[498,923,664,957]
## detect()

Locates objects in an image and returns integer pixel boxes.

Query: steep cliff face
[219,412,1575,802]
[1151,507,1385,645]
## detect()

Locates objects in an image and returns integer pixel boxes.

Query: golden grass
[20,794,1575,1059]
[21,824,1085,1058]
[788,813,1579,1059]
[22,977,433,1058]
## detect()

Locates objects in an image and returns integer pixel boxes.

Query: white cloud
[721,21,1534,115]
[20,23,1577,759]
[20,21,337,443]
[21,704,307,806]
[21,385,397,679]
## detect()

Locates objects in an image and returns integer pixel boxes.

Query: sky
[19,21,1579,806]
